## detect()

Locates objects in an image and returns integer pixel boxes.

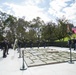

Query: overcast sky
[0,0,76,26]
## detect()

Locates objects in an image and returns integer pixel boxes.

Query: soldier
[2,39,8,58]
[68,39,72,50]
[73,38,76,50]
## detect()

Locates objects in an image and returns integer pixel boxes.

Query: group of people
[68,38,76,50]
[1,39,9,58]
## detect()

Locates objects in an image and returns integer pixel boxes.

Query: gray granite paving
[24,48,76,67]
[1,47,76,75]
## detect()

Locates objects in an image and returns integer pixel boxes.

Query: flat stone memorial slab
[24,48,76,67]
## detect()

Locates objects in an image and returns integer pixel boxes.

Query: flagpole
[13,39,18,50]
[11,39,18,59]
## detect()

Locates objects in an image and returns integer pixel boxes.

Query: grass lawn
[56,34,76,42]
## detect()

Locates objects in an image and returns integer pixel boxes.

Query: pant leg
[73,43,75,50]
[3,48,7,57]
[75,43,76,50]
[69,44,72,50]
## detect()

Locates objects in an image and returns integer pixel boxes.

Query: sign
[72,27,76,34]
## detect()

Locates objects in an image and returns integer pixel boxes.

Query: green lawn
[56,34,76,42]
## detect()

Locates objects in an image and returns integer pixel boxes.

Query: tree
[29,17,44,42]
[55,18,69,41]
[4,15,17,42]
[41,22,56,42]
[0,11,9,40]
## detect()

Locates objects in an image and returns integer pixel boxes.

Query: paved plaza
[0,47,76,75]
[23,47,76,67]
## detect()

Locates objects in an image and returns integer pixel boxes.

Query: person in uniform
[73,37,76,50]
[2,39,8,58]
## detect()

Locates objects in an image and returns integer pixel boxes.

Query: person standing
[2,39,8,58]
[68,39,72,50]
[73,38,76,50]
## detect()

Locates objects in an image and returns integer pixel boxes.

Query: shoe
[3,55,7,58]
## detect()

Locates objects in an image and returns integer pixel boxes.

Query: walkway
[0,47,76,75]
